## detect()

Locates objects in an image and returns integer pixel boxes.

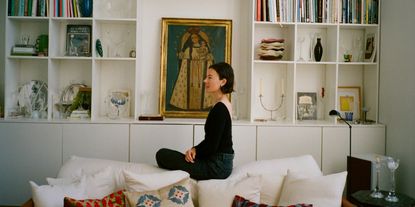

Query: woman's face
[204,68,226,94]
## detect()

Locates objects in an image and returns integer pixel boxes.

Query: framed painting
[337,86,361,120]
[159,18,232,118]
[364,32,376,62]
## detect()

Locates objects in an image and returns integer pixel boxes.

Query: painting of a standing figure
[160,18,232,118]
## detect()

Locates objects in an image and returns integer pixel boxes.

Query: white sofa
[27,155,351,207]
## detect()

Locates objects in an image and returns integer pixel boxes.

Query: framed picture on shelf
[337,87,361,120]
[364,33,376,62]
[296,92,317,120]
[66,25,92,57]
[159,18,232,118]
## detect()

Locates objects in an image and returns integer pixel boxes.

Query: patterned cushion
[64,190,126,207]
[232,195,312,207]
[124,178,194,207]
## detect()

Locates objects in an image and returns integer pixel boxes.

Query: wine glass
[385,157,400,202]
[370,156,384,198]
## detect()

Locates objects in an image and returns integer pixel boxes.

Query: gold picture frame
[337,86,361,120]
[159,18,232,118]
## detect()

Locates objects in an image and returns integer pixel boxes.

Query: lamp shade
[329,109,340,116]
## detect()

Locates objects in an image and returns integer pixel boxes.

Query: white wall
[0,0,5,113]
[136,0,251,118]
[379,0,415,197]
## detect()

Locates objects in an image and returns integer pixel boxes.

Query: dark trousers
[155,148,234,180]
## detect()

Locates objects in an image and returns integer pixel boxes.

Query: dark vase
[314,38,323,62]
[80,0,93,17]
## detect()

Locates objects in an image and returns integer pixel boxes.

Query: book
[138,115,165,121]
[66,24,92,57]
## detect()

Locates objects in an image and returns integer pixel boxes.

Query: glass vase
[385,157,400,202]
[314,37,323,62]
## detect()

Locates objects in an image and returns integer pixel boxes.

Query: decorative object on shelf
[66,24,92,57]
[257,38,285,60]
[69,87,92,119]
[297,92,317,120]
[364,33,376,62]
[337,86,361,121]
[343,52,352,62]
[297,35,306,61]
[259,93,285,121]
[106,90,130,119]
[96,39,103,57]
[159,18,232,118]
[370,156,384,198]
[80,0,93,17]
[129,49,136,58]
[314,37,323,62]
[55,83,88,119]
[35,34,48,56]
[385,157,400,202]
[16,80,48,119]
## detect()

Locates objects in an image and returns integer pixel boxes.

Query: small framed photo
[337,86,361,120]
[297,92,317,120]
[66,24,92,57]
[364,33,376,62]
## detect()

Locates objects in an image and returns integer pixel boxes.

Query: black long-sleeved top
[194,102,234,159]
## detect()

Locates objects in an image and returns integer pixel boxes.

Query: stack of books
[11,44,36,56]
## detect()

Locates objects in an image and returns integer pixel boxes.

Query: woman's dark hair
[209,62,234,94]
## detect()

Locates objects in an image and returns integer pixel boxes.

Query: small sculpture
[96,39,103,57]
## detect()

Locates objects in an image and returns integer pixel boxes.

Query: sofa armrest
[342,197,357,207]
[21,198,34,207]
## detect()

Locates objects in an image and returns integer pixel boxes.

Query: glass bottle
[314,38,323,62]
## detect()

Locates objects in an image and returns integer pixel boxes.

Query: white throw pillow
[248,172,286,205]
[47,166,115,199]
[278,171,347,207]
[30,178,87,207]
[197,175,261,207]
[58,155,164,190]
[230,155,322,180]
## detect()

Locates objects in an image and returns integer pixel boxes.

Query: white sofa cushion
[57,156,165,190]
[47,166,115,199]
[30,178,87,207]
[197,175,261,207]
[247,172,285,205]
[278,171,347,207]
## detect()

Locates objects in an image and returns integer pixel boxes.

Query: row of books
[341,0,378,24]
[8,0,48,17]
[53,0,84,17]
[255,0,295,22]
[298,0,338,23]
[255,0,378,24]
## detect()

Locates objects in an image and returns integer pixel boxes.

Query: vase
[314,38,323,62]
[80,0,93,17]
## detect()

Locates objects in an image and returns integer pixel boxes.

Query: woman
[156,62,235,180]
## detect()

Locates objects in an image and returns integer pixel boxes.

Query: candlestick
[260,78,263,95]
[281,78,285,96]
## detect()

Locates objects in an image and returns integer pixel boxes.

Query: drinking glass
[385,157,400,202]
[370,156,384,198]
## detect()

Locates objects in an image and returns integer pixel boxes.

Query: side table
[351,190,415,207]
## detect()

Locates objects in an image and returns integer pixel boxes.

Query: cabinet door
[257,126,322,167]
[322,126,349,174]
[130,124,193,165]
[322,125,386,175]
[0,123,62,206]
[62,124,129,163]
[194,124,256,167]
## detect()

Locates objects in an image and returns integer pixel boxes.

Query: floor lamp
[329,109,352,156]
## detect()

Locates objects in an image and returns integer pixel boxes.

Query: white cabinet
[194,124,257,167]
[322,124,385,174]
[62,123,129,162]
[0,123,62,205]
[249,0,381,123]
[257,126,322,167]
[130,124,194,165]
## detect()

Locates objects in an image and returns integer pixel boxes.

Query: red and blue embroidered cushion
[232,195,312,207]
[64,190,126,207]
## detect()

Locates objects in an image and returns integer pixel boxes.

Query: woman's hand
[185,147,196,163]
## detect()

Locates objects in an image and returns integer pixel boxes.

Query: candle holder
[259,93,285,121]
